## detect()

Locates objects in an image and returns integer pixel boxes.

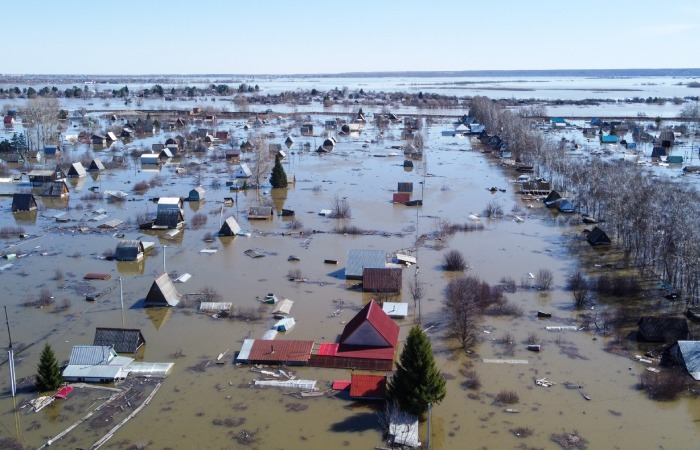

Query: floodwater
[1,103,699,449]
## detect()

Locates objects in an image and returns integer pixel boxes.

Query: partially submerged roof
[346,249,387,279]
[241,339,314,364]
[219,216,241,236]
[68,345,117,365]
[362,268,402,292]
[638,316,689,343]
[144,273,181,307]
[12,193,37,212]
[587,226,611,246]
[93,327,146,353]
[337,300,399,361]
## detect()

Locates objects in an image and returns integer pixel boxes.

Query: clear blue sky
[3,0,699,75]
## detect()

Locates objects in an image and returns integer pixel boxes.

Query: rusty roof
[350,374,386,399]
[362,268,402,292]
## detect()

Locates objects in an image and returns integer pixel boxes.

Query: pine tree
[269,154,288,188]
[36,343,62,392]
[386,325,446,417]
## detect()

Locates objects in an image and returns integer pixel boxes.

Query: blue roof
[550,117,566,123]
[601,135,618,143]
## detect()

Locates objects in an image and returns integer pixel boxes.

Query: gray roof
[219,216,241,236]
[68,162,87,177]
[68,345,117,365]
[677,341,700,380]
[346,249,387,279]
[93,327,145,353]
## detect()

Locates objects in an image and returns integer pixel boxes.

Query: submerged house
[661,341,700,380]
[93,327,146,353]
[115,240,146,261]
[346,249,387,280]
[88,158,106,172]
[309,299,399,371]
[188,186,206,202]
[62,346,134,383]
[544,190,562,207]
[248,206,273,220]
[12,193,38,212]
[67,162,87,178]
[637,317,690,343]
[144,273,181,307]
[587,227,611,246]
[218,216,241,236]
[235,163,252,178]
[40,180,70,197]
[154,197,185,228]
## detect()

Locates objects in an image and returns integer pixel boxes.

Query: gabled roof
[144,273,181,307]
[339,299,399,350]
[346,249,387,279]
[68,162,87,177]
[93,327,145,353]
[362,268,402,293]
[12,193,37,212]
[88,158,105,171]
[587,227,611,246]
[674,341,700,380]
[350,374,386,399]
[219,216,241,236]
[68,345,117,365]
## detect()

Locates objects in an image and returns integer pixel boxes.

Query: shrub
[190,213,208,229]
[482,200,503,218]
[495,389,519,405]
[460,369,481,390]
[443,249,467,271]
[536,268,554,290]
[133,181,149,193]
[639,368,689,401]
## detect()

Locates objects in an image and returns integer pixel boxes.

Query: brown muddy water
[1,117,699,449]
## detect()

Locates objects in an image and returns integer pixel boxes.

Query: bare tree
[23,97,61,149]
[568,271,592,309]
[536,269,554,290]
[443,276,484,351]
[331,194,351,219]
[247,136,273,190]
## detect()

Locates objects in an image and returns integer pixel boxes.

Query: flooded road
[1,113,699,449]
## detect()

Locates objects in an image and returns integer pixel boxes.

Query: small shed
[350,374,386,400]
[12,193,37,212]
[115,240,146,261]
[144,273,181,307]
[67,162,87,178]
[544,190,562,207]
[587,227,611,246]
[188,186,206,202]
[219,216,242,236]
[272,317,295,332]
[382,302,409,318]
[41,180,70,197]
[248,206,273,220]
[637,317,690,343]
[88,158,105,172]
[393,192,410,204]
[91,134,107,145]
[93,327,146,353]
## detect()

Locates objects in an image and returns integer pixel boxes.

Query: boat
[527,344,541,352]
[54,385,73,399]
[537,311,552,318]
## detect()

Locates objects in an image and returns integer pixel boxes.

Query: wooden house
[40,180,70,197]
[248,206,273,220]
[155,197,184,228]
[12,193,38,212]
[62,346,134,383]
[661,341,700,380]
[88,158,106,172]
[362,268,402,293]
[218,216,241,236]
[91,134,107,145]
[587,227,611,246]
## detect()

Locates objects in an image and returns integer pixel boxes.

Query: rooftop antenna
[4,306,16,397]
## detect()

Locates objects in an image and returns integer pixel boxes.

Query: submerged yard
[1,104,699,449]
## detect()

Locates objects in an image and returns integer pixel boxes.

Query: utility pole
[4,306,16,397]
[162,245,167,275]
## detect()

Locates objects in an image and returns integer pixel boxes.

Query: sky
[3,0,699,75]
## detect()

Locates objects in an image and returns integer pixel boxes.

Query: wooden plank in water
[84,273,111,280]
[482,359,529,364]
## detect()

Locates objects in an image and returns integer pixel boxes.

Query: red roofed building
[309,300,399,371]
[245,340,314,365]
[350,373,387,400]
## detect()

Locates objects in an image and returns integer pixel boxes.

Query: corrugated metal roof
[145,273,181,307]
[362,268,402,292]
[383,302,408,318]
[678,341,700,380]
[246,339,313,363]
[199,302,232,311]
[346,249,387,279]
[68,346,118,365]
[350,374,386,399]
[93,328,145,353]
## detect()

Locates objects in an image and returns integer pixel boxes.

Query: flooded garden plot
[1,100,700,449]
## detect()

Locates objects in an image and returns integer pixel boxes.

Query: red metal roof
[350,374,386,399]
[332,380,351,390]
[317,343,338,356]
[339,300,399,350]
[393,192,410,204]
[247,340,314,363]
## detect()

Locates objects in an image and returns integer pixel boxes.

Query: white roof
[383,302,409,318]
[158,197,181,205]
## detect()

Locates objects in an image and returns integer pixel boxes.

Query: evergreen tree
[269,154,288,188]
[386,325,446,417]
[36,343,62,392]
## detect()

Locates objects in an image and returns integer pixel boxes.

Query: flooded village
[1,73,700,449]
